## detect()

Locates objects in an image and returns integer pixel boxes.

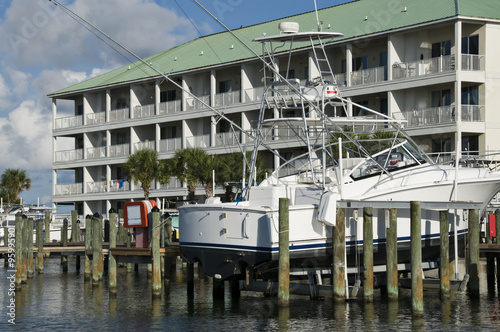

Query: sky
[0,0,350,207]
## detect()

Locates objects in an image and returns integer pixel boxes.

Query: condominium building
[49,0,500,217]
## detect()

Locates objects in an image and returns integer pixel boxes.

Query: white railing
[85,112,105,125]
[86,181,107,193]
[134,141,156,152]
[461,105,484,122]
[109,180,130,192]
[54,149,83,162]
[159,137,182,152]
[215,131,241,146]
[244,86,265,103]
[462,54,484,71]
[159,178,182,190]
[108,143,130,158]
[55,183,83,196]
[186,134,210,148]
[158,100,181,115]
[334,73,347,86]
[351,66,387,85]
[214,90,241,107]
[109,107,129,122]
[85,146,106,159]
[401,104,483,127]
[185,95,210,111]
[134,104,155,118]
[54,115,83,130]
[392,55,454,79]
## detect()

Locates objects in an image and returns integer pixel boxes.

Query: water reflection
[1,258,500,331]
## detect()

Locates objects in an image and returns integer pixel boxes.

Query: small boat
[178,21,500,281]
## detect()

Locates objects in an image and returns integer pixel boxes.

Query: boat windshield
[348,139,426,180]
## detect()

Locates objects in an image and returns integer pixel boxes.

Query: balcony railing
[109,107,129,122]
[85,112,105,125]
[186,134,210,148]
[351,66,387,85]
[158,100,181,115]
[134,104,155,118]
[54,115,83,130]
[392,55,454,79]
[134,141,156,152]
[185,95,210,111]
[108,143,130,158]
[109,179,130,192]
[462,54,484,71]
[244,86,265,103]
[159,137,182,152]
[461,105,484,122]
[159,178,182,190]
[86,146,106,160]
[214,90,241,107]
[86,181,107,193]
[215,131,241,146]
[55,149,83,163]
[55,183,83,196]
[401,105,484,128]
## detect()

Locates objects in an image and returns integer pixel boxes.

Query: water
[1,258,500,331]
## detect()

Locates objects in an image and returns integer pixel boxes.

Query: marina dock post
[332,207,346,302]
[14,212,23,287]
[21,214,27,283]
[84,215,92,280]
[27,218,34,278]
[386,208,398,300]
[92,213,104,285]
[440,210,450,299]
[152,207,161,298]
[468,209,480,297]
[411,201,423,315]
[109,208,117,294]
[363,207,373,302]
[278,197,290,306]
[3,226,7,267]
[44,211,50,244]
[71,210,78,242]
[36,219,44,273]
[61,218,68,272]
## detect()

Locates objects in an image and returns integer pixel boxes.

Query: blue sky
[0,0,350,207]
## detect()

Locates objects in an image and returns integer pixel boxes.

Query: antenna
[314,0,321,31]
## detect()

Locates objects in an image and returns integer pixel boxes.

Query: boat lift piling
[386,208,398,301]
[363,207,374,303]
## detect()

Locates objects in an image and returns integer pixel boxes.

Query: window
[116,98,127,109]
[352,56,368,71]
[462,135,479,155]
[161,126,177,139]
[218,80,232,93]
[353,101,369,116]
[77,104,83,115]
[462,86,479,105]
[432,40,451,57]
[431,89,451,107]
[160,90,176,102]
[462,35,479,55]
[116,132,127,144]
[279,69,295,80]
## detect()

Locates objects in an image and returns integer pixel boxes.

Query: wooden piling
[410,201,423,315]
[332,207,346,302]
[439,210,450,299]
[278,197,290,306]
[187,262,194,297]
[36,220,43,273]
[92,215,104,284]
[61,218,68,272]
[109,210,117,294]
[71,210,78,242]
[386,208,398,301]
[21,214,27,283]
[468,209,480,297]
[44,211,50,257]
[152,208,161,298]
[15,213,23,287]
[27,218,34,278]
[363,207,373,302]
[486,213,495,292]
[213,279,225,299]
[3,227,8,267]
[84,215,92,280]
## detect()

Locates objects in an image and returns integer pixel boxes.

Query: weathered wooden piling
[92,215,104,285]
[21,214,27,283]
[187,262,194,297]
[71,210,78,242]
[386,208,398,300]
[440,210,450,299]
[411,201,423,315]
[333,207,346,302]
[61,218,68,272]
[3,227,8,267]
[15,213,23,287]
[36,220,43,273]
[278,197,290,306]
[44,211,51,258]
[363,206,373,302]
[109,209,117,294]
[152,207,162,298]
[84,215,92,280]
[213,279,225,299]
[468,209,480,297]
[27,218,34,278]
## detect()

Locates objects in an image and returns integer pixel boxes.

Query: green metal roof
[49,0,500,97]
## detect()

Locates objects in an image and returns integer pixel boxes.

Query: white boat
[178,23,500,281]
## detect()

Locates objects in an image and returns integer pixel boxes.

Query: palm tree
[168,148,224,200]
[0,168,31,204]
[124,149,169,200]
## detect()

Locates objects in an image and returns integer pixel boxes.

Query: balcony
[159,100,181,115]
[159,178,182,190]
[214,90,241,107]
[109,107,129,122]
[215,131,241,146]
[86,146,106,160]
[86,112,105,125]
[186,134,210,148]
[109,179,130,192]
[109,143,130,158]
[54,115,83,130]
[159,137,182,152]
[86,181,107,193]
[134,140,156,152]
[55,149,83,163]
[392,55,454,79]
[401,105,483,128]
[244,86,265,103]
[55,183,83,196]
[185,95,210,111]
[462,54,484,71]
[134,104,155,118]
[351,66,387,85]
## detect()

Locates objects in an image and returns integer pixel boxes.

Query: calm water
[1,258,500,331]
